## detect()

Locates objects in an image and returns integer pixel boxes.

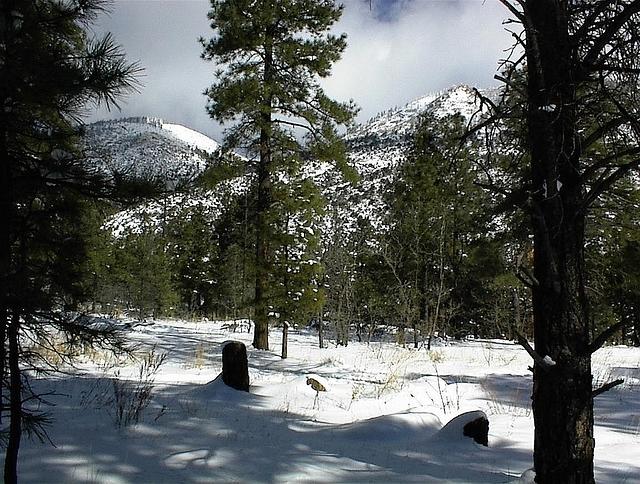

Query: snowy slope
[162,123,220,154]
[323,84,493,231]
[13,318,640,483]
[93,85,493,237]
[83,117,220,187]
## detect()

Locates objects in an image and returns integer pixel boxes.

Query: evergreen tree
[588,178,640,346]
[489,1,640,480]
[113,226,178,321]
[166,206,221,317]
[385,114,499,345]
[0,1,139,481]
[201,0,357,349]
[271,177,324,357]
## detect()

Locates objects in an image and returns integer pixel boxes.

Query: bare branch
[595,64,640,74]
[585,321,625,355]
[516,333,556,371]
[592,378,624,398]
[497,0,525,22]
[572,1,612,44]
[582,1,640,70]
[272,117,317,138]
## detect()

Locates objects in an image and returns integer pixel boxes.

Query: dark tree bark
[418,262,428,349]
[281,322,288,359]
[524,1,594,481]
[0,120,9,428]
[253,29,274,351]
[4,312,21,484]
[488,1,640,480]
[280,232,290,359]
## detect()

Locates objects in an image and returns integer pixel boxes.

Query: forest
[2,1,640,483]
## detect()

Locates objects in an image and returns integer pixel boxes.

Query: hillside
[87,84,492,236]
[83,117,220,188]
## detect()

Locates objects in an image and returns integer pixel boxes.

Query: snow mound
[431,410,488,444]
[329,411,441,442]
[184,374,249,403]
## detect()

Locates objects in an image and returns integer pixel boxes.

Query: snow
[83,118,215,187]
[431,410,487,443]
[539,104,557,112]
[162,123,220,154]
[10,320,640,483]
[542,355,556,367]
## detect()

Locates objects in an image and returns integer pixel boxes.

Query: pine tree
[165,206,221,317]
[489,1,640,480]
[201,0,357,349]
[589,178,640,346]
[0,1,139,481]
[385,114,496,346]
[270,177,325,357]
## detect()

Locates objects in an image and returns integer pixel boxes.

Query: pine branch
[582,1,640,70]
[581,117,627,152]
[583,158,640,209]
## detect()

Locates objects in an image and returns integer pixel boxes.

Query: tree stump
[463,414,489,447]
[222,341,249,392]
[435,411,489,446]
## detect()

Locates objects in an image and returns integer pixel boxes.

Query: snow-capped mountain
[83,117,220,187]
[90,84,491,237]
[324,84,491,230]
[347,84,485,144]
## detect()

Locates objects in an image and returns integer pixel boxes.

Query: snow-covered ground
[12,319,640,483]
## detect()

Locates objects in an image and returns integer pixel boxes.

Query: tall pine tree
[201,0,357,349]
[0,1,139,481]
[490,1,640,480]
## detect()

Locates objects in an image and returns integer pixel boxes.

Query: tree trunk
[281,229,290,359]
[0,112,11,427]
[415,262,428,349]
[1,115,14,471]
[525,1,594,482]
[253,28,274,351]
[318,307,324,349]
[221,341,250,392]
[5,311,21,484]
[281,322,288,359]
[512,288,521,340]
[0,306,5,426]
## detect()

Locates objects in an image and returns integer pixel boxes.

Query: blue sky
[89,0,511,141]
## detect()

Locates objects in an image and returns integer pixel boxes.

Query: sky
[88,0,513,142]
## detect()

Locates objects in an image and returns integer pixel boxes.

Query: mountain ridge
[87,84,493,236]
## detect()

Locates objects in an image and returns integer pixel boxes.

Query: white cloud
[88,0,514,142]
[323,0,511,122]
